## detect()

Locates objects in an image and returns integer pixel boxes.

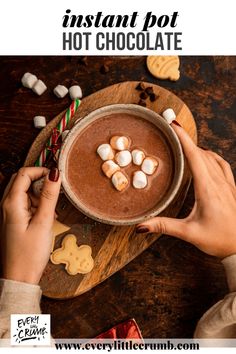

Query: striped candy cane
[35,99,81,167]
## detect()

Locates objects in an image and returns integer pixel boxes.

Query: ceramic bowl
[59,104,184,225]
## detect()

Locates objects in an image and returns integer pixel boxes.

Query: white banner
[0,0,235,55]
[2,339,236,353]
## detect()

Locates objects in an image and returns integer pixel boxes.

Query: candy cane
[35,98,80,167]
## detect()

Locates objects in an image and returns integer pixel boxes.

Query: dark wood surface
[0,56,235,338]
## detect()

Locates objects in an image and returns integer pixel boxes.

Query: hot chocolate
[66,113,174,221]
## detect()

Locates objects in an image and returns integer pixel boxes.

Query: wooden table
[0,56,235,338]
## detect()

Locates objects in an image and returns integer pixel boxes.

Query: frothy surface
[67,113,174,221]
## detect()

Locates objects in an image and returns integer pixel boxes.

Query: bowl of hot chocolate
[59,104,184,225]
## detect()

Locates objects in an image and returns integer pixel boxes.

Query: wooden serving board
[24,81,197,299]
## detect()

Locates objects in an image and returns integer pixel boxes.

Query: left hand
[0,167,61,284]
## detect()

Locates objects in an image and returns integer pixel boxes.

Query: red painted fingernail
[172,120,181,127]
[49,167,59,182]
[136,226,150,234]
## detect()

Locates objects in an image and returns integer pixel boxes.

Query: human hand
[136,122,236,259]
[0,167,61,284]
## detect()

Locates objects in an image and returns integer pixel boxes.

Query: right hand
[137,122,236,259]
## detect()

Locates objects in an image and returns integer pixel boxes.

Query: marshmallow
[133,171,148,189]
[21,72,38,89]
[54,85,68,98]
[69,85,82,100]
[32,177,45,197]
[141,157,158,175]
[102,160,120,178]
[110,136,130,151]
[33,175,63,195]
[115,150,132,167]
[162,108,176,124]
[131,149,145,166]
[97,144,114,161]
[111,171,129,192]
[32,79,47,96]
[33,115,46,129]
[61,130,70,141]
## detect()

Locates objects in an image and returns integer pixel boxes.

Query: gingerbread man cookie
[51,220,70,252]
[50,234,94,275]
[146,56,180,81]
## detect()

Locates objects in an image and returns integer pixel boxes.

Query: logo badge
[11,314,50,346]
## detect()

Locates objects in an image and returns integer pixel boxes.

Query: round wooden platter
[24,81,197,299]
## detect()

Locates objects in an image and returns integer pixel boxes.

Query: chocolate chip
[145,86,154,96]
[79,56,88,66]
[138,99,147,107]
[135,82,145,91]
[100,64,110,74]
[140,91,148,100]
[150,93,158,102]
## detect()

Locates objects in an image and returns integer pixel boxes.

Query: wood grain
[24,81,197,299]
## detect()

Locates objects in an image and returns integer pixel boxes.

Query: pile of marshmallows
[97,136,159,192]
[21,72,82,129]
[96,108,178,192]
